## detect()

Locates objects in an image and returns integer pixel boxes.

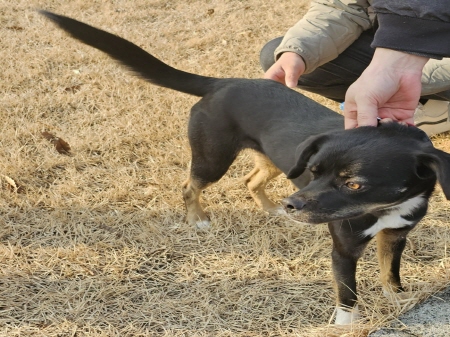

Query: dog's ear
[287,134,330,179]
[416,149,450,199]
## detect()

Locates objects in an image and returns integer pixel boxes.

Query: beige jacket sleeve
[275,0,372,74]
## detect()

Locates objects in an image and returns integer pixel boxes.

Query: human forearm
[344,48,429,129]
[275,0,371,74]
[372,0,450,58]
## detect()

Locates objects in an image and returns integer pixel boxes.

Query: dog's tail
[39,10,218,97]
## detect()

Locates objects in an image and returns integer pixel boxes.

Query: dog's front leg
[328,221,372,325]
[376,227,411,295]
[244,152,283,215]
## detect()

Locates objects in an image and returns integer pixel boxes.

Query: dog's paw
[195,219,211,231]
[334,305,360,325]
[383,288,413,302]
[267,206,287,216]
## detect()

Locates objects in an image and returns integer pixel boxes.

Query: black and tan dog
[40,11,450,325]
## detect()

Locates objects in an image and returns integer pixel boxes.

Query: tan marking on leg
[243,152,283,214]
[376,229,404,292]
[182,176,210,229]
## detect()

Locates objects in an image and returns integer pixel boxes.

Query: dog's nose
[282,197,306,211]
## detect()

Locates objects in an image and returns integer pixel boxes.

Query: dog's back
[40,11,342,175]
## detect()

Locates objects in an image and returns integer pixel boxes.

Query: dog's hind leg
[376,228,410,295]
[184,118,240,229]
[243,152,284,215]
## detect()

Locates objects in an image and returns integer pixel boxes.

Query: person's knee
[421,58,450,96]
[259,37,283,72]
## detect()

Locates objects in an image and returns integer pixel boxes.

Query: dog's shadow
[1,202,446,334]
[0,204,334,332]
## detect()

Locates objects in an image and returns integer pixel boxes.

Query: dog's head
[283,123,450,224]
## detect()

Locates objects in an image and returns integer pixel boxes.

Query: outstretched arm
[344,48,428,129]
[264,0,371,87]
[344,0,450,129]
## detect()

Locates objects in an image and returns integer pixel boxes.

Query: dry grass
[1,1,449,336]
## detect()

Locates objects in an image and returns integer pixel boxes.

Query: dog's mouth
[284,208,365,224]
[282,195,368,224]
[283,194,425,224]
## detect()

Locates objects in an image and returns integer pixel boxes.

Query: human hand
[264,52,306,88]
[344,48,429,129]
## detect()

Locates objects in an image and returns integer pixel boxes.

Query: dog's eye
[345,182,361,190]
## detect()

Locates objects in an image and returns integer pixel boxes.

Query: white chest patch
[363,195,425,237]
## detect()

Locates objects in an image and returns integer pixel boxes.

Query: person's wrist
[279,52,306,67]
[371,48,428,73]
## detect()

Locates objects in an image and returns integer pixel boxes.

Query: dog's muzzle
[282,196,306,212]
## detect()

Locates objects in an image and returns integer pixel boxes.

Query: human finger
[263,63,286,85]
[353,94,379,127]
[283,61,302,88]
